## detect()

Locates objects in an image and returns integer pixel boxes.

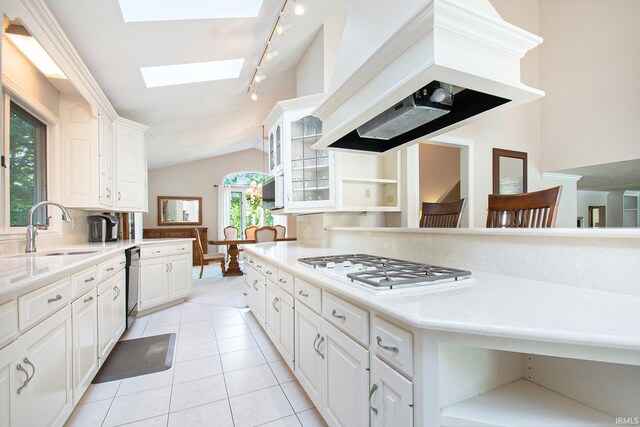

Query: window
[222,172,280,235]
[8,101,47,227]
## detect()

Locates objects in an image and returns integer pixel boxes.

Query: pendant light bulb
[249,86,258,101]
[294,0,305,15]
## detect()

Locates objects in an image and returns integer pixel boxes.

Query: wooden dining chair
[194,228,226,279]
[486,186,562,228]
[245,226,258,240]
[254,226,278,243]
[274,225,286,239]
[420,198,466,228]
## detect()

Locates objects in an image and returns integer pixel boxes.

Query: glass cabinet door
[290,116,330,203]
[269,133,276,171]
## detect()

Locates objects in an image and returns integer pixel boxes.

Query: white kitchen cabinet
[167,254,192,299]
[114,118,147,211]
[139,250,193,311]
[249,273,267,325]
[97,272,125,364]
[370,356,413,427]
[0,341,16,426]
[98,112,115,208]
[268,119,283,175]
[295,301,323,406]
[266,281,280,342]
[71,289,98,405]
[279,291,295,370]
[11,307,73,427]
[320,319,370,427]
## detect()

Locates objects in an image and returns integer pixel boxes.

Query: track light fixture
[247,0,304,100]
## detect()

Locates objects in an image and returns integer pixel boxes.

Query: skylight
[140,59,244,88]
[118,0,263,22]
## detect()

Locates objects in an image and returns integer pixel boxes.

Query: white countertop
[245,242,640,352]
[0,239,193,299]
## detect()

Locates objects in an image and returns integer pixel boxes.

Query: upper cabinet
[264,94,400,214]
[60,96,149,212]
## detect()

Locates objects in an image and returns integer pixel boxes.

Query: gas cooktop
[298,254,474,293]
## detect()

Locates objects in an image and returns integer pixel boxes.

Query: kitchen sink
[9,249,108,258]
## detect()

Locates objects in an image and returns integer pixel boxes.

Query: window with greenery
[224,172,273,233]
[9,101,47,227]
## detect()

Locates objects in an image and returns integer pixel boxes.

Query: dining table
[208,237,297,276]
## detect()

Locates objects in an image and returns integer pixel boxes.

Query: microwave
[263,175,284,210]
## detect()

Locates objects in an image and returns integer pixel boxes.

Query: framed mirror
[157,196,202,226]
[493,148,528,194]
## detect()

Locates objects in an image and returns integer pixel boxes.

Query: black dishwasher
[125,247,140,329]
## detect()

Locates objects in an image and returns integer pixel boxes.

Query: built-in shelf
[291,134,323,141]
[441,379,613,427]
[341,177,398,184]
[293,165,330,171]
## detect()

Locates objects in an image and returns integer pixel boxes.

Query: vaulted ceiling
[43,0,346,168]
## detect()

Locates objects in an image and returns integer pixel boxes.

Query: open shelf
[441,379,613,427]
[341,177,398,184]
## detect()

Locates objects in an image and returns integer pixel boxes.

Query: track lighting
[250,86,258,101]
[264,43,279,62]
[275,15,291,36]
[294,0,305,15]
[254,67,266,83]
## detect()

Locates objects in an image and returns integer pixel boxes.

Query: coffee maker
[88,214,119,242]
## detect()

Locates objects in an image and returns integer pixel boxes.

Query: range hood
[312,0,544,153]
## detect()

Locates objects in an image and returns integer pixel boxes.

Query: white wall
[577,190,608,228]
[539,0,640,173]
[296,28,325,97]
[144,149,269,239]
[419,143,460,204]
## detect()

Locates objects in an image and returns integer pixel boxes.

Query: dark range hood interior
[329,86,511,152]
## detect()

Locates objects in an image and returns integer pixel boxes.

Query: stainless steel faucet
[25,201,73,253]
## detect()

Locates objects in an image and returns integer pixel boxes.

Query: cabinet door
[72,289,98,405]
[0,341,18,427]
[97,281,115,362]
[115,123,145,210]
[250,274,267,325]
[139,257,169,310]
[168,254,192,298]
[98,112,114,208]
[295,302,322,406]
[370,356,413,427]
[19,306,73,427]
[279,291,295,370]
[321,320,369,427]
[112,273,126,342]
[266,282,280,343]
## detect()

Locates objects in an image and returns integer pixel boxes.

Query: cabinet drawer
[264,262,277,282]
[253,257,265,275]
[71,266,99,299]
[0,300,18,347]
[98,254,126,282]
[19,277,71,330]
[295,278,321,314]
[141,243,191,259]
[246,255,256,269]
[322,292,369,346]
[277,269,294,295]
[372,316,413,377]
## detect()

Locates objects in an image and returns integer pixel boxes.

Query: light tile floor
[65,265,327,427]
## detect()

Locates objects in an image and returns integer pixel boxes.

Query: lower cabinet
[294,302,323,406]
[98,271,125,365]
[139,253,192,310]
[71,289,98,405]
[370,356,414,427]
[248,273,267,325]
[265,282,295,370]
[0,306,73,427]
[321,320,370,427]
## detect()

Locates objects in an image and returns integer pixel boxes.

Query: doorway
[588,205,606,228]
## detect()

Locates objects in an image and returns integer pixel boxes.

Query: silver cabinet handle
[113,286,120,301]
[106,267,115,272]
[331,309,345,320]
[249,260,254,264]
[313,333,320,355]
[169,262,173,272]
[369,383,379,415]
[106,188,111,198]
[16,358,35,395]
[165,263,169,272]
[317,336,325,359]
[376,336,399,353]
[253,280,258,291]
[278,278,287,284]
[257,265,262,269]
[118,191,121,200]
[242,292,248,296]
[298,290,309,297]
[153,250,161,254]
[266,271,273,275]
[178,247,186,251]
[120,261,126,265]
[85,277,95,283]
[272,297,280,313]
[84,296,94,303]
[48,294,62,303]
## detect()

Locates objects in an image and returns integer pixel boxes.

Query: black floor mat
[92,333,176,383]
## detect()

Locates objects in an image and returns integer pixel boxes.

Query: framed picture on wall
[492,148,528,194]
